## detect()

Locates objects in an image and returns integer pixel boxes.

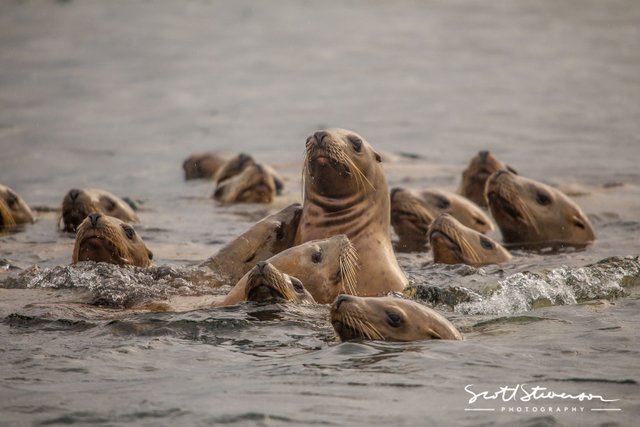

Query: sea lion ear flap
[507,165,518,175]
[374,151,382,163]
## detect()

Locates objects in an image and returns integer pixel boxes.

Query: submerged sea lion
[61,188,138,233]
[429,214,511,267]
[296,128,407,295]
[213,163,278,204]
[331,295,463,341]
[201,203,302,283]
[245,261,315,304]
[419,189,493,234]
[486,170,596,249]
[459,151,517,207]
[215,153,284,193]
[0,184,34,230]
[183,152,227,180]
[220,234,358,305]
[390,188,436,252]
[72,213,153,267]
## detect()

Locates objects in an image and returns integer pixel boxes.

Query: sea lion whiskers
[446,221,481,265]
[342,310,384,340]
[0,199,17,228]
[339,240,359,295]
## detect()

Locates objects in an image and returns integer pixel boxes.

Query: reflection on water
[1,0,640,425]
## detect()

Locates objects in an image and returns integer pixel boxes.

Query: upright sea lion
[390,188,436,252]
[296,128,407,295]
[486,170,596,249]
[72,213,153,267]
[201,203,302,283]
[429,214,512,267]
[183,152,227,180]
[220,234,358,305]
[245,261,315,304]
[0,184,34,230]
[330,295,463,341]
[61,188,139,232]
[419,189,494,234]
[459,150,517,207]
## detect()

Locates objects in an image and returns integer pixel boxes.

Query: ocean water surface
[1,0,639,425]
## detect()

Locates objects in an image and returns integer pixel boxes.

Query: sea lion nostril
[334,294,352,310]
[390,187,402,200]
[314,131,328,146]
[68,189,81,201]
[255,261,268,273]
[87,212,102,227]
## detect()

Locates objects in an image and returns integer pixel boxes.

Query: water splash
[410,257,640,316]
[1,262,228,309]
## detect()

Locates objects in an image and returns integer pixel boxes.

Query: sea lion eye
[349,137,362,152]
[274,223,284,240]
[387,312,402,327]
[106,198,117,211]
[480,238,494,250]
[122,225,136,240]
[6,192,18,207]
[536,192,552,206]
[435,196,450,209]
[475,218,487,226]
[311,250,323,263]
[291,278,304,293]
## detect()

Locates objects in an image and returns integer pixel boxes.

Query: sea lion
[213,162,278,204]
[61,188,139,233]
[419,189,494,234]
[220,234,358,305]
[183,152,227,180]
[429,214,512,267]
[459,150,517,207]
[201,203,302,283]
[0,184,34,230]
[390,188,436,252]
[215,153,284,194]
[72,213,153,267]
[330,295,463,341]
[296,128,407,295]
[486,169,596,249]
[245,261,315,304]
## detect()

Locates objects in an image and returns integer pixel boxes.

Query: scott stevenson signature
[465,384,620,404]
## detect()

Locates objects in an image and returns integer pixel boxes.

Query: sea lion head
[221,234,360,306]
[201,203,302,282]
[486,170,596,248]
[460,151,517,207]
[214,153,256,184]
[0,184,34,230]
[390,187,435,252]
[303,128,383,199]
[61,188,138,233]
[183,153,226,180]
[265,234,359,304]
[330,295,463,341]
[429,214,512,267]
[245,261,315,304]
[213,163,277,204]
[420,189,494,234]
[72,213,153,267]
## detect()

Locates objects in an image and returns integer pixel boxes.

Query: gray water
[1,0,640,425]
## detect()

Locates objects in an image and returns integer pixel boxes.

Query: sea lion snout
[333,294,354,311]
[87,212,102,228]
